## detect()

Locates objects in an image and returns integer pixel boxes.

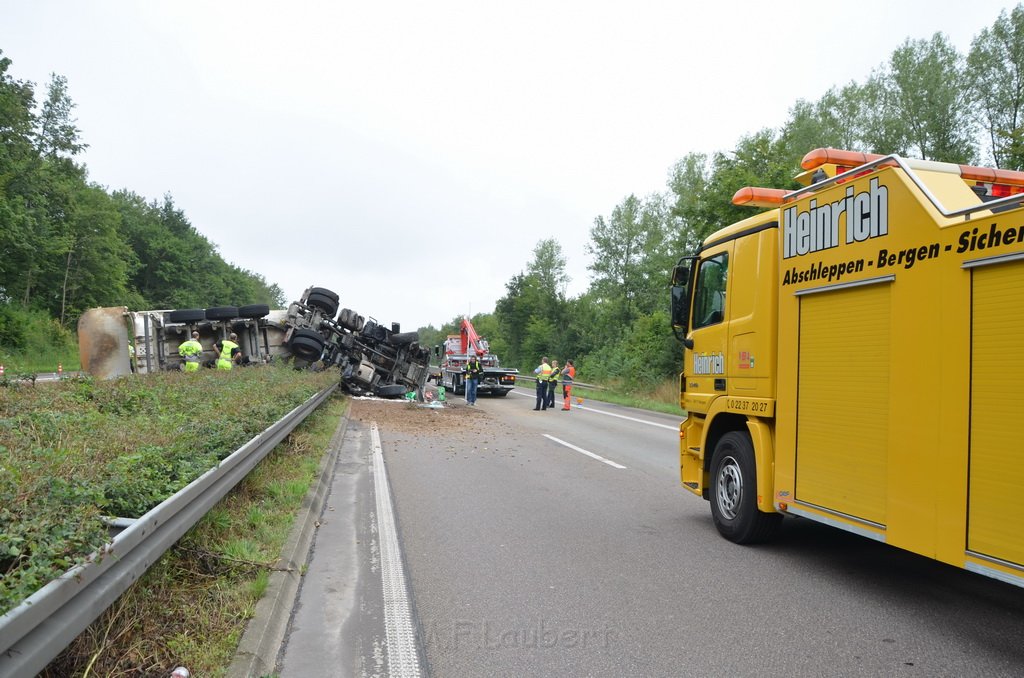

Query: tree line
[424,5,1024,391]
[0,50,283,353]
[5,6,1024,385]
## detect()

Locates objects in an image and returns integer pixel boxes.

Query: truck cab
[671,212,782,543]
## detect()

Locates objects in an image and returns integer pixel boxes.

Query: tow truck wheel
[709,431,782,544]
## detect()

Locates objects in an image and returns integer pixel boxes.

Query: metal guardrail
[0,383,337,678]
[510,375,606,391]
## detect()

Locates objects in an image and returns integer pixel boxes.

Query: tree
[869,34,976,162]
[495,239,571,366]
[779,83,870,157]
[588,193,672,335]
[35,74,86,162]
[669,130,802,253]
[525,238,570,298]
[58,185,134,323]
[0,51,41,305]
[967,5,1024,168]
[667,152,716,255]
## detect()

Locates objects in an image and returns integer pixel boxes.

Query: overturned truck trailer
[78,286,432,399]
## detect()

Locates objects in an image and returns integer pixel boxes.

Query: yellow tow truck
[670,148,1024,588]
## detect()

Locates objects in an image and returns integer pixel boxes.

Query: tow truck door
[683,242,732,413]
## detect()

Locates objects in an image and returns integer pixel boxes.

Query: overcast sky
[1,1,1016,330]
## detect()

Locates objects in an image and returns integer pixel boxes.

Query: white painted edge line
[543,434,627,469]
[370,422,422,678]
[574,405,678,431]
[510,387,678,431]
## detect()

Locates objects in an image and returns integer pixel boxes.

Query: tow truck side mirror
[670,261,695,346]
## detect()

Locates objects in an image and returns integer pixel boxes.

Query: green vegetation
[572,379,683,417]
[9,6,1024,388]
[0,365,336,618]
[42,390,348,678]
[416,5,1024,393]
[0,304,80,373]
[0,52,284,335]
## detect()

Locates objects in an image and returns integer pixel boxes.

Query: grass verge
[572,378,684,416]
[40,392,348,677]
[1,366,336,615]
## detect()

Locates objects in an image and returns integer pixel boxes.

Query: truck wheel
[391,331,419,346]
[376,384,410,398]
[306,287,339,316]
[308,286,339,302]
[289,328,325,361]
[709,431,782,544]
[206,306,239,320]
[238,304,270,318]
[167,308,206,323]
[306,293,338,316]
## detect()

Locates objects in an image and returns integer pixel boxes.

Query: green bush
[0,304,28,351]
[0,303,80,372]
[576,312,682,391]
[0,365,336,615]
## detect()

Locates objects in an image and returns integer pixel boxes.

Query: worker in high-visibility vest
[560,359,576,410]
[179,331,203,372]
[215,333,240,370]
[546,359,560,409]
[533,356,552,410]
[465,355,482,406]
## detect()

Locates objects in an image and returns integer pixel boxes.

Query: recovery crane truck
[670,148,1024,589]
[436,317,518,396]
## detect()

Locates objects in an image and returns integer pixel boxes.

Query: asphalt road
[281,390,1024,677]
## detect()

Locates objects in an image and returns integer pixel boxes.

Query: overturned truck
[78,286,432,398]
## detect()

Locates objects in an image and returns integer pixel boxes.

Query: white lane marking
[510,387,679,431]
[544,434,627,469]
[370,423,422,678]
[575,405,678,431]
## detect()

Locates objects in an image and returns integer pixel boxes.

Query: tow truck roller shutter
[795,281,891,526]
[968,259,1024,567]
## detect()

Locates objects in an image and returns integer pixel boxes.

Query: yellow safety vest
[180,339,203,372]
[217,340,238,370]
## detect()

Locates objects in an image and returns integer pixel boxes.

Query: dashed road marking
[544,434,627,469]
